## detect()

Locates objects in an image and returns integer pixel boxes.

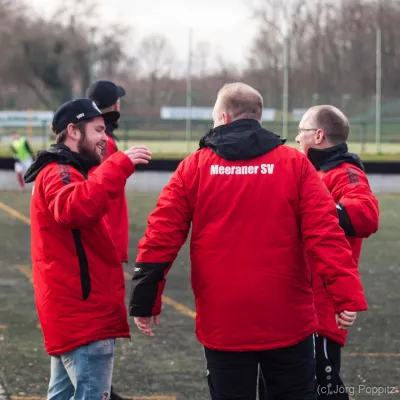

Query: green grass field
[1,137,400,161]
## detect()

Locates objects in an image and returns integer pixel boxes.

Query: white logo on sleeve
[210,164,275,175]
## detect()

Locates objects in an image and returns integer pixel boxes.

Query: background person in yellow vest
[10,131,35,191]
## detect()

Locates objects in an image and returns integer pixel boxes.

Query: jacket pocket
[72,229,91,300]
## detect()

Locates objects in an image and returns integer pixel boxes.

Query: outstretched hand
[134,315,161,337]
[124,146,152,165]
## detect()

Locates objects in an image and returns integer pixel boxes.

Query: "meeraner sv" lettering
[210,164,275,175]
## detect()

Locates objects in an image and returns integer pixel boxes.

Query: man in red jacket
[128,83,368,400]
[86,80,130,264]
[24,98,151,400]
[295,105,379,399]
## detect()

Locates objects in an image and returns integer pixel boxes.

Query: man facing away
[296,105,379,400]
[23,99,151,400]
[10,130,35,191]
[128,83,368,400]
[86,80,130,265]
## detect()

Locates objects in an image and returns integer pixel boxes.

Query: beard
[77,135,102,165]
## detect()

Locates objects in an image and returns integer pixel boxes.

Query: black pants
[258,335,348,400]
[314,335,349,400]
[205,335,317,400]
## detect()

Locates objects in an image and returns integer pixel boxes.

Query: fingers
[126,147,152,156]
[135,319,154,337]
[134,316,160,337]
[339,311,357,323]
[125,147,152,165]
[133,157,151,165]
[129,149,152,156]
[336,311,357,330]
[338,319,352,330]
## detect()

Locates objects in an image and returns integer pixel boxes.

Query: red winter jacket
[101,126,129,263]
[24,144,134,356]
[307,144,379,346]
[129,119,368,352]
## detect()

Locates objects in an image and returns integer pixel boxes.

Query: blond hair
[217,82,263,121]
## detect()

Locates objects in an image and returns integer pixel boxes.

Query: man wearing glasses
[259,105,379,400]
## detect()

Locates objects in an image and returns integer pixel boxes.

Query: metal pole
[282,34,289,140]
[282,0,292,140]
[186,27,193,154]
[376,28,382,154]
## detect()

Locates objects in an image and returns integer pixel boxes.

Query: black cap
[52,98,120,134]
[86,80,126,109]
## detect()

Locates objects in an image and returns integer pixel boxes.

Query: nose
[295,134,300,143]
[101,130,108,141]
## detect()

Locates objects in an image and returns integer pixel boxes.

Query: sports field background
[0,190,399,400]
[1,136,400,162]
[1,118,400,160]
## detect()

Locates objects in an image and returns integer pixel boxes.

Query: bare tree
[246,0,400,117]
[192,41,211,79]
[137,34,177,107]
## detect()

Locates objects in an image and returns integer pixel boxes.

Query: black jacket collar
[199,119,286,161]
[307,143,365,172]
[24,144,100,183]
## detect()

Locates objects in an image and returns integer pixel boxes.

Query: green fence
[1,118,399,157]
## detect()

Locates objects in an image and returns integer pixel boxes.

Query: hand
[134,315,160,337]
[336,311,357,330]
[124,146,151,165]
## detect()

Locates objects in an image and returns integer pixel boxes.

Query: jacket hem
[316,329,346,347]
[197,327,317,352]
[46,332,131,356]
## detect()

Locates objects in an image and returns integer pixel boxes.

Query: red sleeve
[331,167,379,238]
[129,161,192,317]
[44,152,134,229]
[298,156,368,314]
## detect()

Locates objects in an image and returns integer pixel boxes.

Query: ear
[315,129,325,145]
[66,123,81,142]
[222,112,231,125]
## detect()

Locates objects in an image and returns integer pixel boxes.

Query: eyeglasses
[297,128,318,134]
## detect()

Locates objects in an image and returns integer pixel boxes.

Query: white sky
[25,0,260,70]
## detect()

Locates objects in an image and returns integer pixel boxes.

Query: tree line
[0,0,398,119]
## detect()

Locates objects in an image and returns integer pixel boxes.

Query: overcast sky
[26,0,260,70]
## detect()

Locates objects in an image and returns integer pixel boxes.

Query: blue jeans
[47,339,115,400]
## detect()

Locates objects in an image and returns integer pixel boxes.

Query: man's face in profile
[212,99,223,128]
[296,111,319,154]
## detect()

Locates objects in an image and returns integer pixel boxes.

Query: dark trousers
[314,335,349,400]
[205,335,317,400]
[258,335,348,400]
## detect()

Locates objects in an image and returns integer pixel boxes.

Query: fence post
[361,122,367,154]
[375,28,382,154]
